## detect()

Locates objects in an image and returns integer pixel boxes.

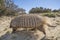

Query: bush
[42,13,56,17]
[56,13,60,17]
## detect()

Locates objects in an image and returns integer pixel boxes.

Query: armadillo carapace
[10,14,51,34]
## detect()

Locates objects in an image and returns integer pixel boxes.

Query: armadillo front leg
[43,24,51,37]
[37,25,46,35]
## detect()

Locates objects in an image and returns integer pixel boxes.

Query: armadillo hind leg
[12,27,17,33]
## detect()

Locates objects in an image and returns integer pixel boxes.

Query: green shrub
[42,13,56,17]
[55,13,60,17]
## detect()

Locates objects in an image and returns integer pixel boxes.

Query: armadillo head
[44,17,54,27]
[39,16,52,26]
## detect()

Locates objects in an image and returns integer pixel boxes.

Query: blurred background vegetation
[0,0,26,16]
[0,0,60,17]
[29,7,60,13]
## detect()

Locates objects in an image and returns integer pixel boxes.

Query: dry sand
[0,16,60,40]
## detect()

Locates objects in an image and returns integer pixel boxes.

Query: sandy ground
[0,16,60,40]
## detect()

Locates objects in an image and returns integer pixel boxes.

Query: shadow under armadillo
[0,30,45,40]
